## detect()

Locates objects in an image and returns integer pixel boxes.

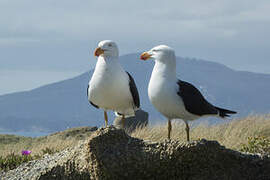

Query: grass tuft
[131,114,270,151]
[0,153,32,171]
[240,136,270,155]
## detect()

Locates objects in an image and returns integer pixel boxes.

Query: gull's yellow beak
[140,52,152,60]
[94,47,105,57]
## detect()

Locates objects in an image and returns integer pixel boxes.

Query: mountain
[1,53,270,132]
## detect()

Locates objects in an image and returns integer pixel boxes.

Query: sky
[1,0,270,95]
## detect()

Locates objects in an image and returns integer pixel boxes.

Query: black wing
[177,80,218,116]
[126,72,140,108]
[87,85,99,109]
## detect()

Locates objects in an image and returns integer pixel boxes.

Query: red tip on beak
[140,52,152,60]
[94,47,104,57]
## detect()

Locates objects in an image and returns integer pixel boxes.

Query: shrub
[240,136,270,156]
[0,147,59,172]
[0,153,34,171]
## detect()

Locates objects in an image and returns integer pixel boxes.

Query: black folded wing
[126,71,140,109]
[177,80,218,116]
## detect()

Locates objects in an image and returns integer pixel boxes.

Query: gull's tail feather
[215,107,237,118]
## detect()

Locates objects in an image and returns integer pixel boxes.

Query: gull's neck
[93,55,126,80]
[151,59,177,81]
[96,55,122,69]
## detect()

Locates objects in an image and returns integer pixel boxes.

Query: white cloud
[0,0,268,41]
[0,0,270,95]
[0,0,269,72]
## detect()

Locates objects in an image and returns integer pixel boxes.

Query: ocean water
[0,131,50,137]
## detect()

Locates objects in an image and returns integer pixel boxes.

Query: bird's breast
[148,76,188,119]
[88,66,132,111]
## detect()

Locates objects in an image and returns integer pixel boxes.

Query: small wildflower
[21,150,32,156]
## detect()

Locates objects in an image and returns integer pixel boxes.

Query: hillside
[1,114,269,158]
[0,126,97,157]
[1,54,270,132]
[1,123,270,180]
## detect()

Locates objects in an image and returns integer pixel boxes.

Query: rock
[87,127,270,180]
[113,109,148,133]
[2,127,270,180]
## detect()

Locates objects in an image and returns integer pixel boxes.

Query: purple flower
[21,150,32,156]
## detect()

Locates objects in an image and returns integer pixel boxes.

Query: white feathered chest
[88,57,133,114]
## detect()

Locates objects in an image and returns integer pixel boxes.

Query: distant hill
[1,53,270,132]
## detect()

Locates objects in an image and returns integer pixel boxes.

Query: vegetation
[0,153,34,172]
[240,136,270,156]
[0,126,96,157]
[0,115,269,172]
[0,147,61,172]
[0,126,96,172]
[131,114,270,152]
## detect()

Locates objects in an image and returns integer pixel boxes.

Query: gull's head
[94,40,119,58]
[140,45,175,63]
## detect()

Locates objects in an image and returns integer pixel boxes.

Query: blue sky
[1,0,270,95]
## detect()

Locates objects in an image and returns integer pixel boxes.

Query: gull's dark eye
[152,49,158,52]
[108,44,112,47]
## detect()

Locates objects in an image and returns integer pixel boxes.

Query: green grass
[0,147,61,172]
[0,153,40,172]
[0,153,34,172]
